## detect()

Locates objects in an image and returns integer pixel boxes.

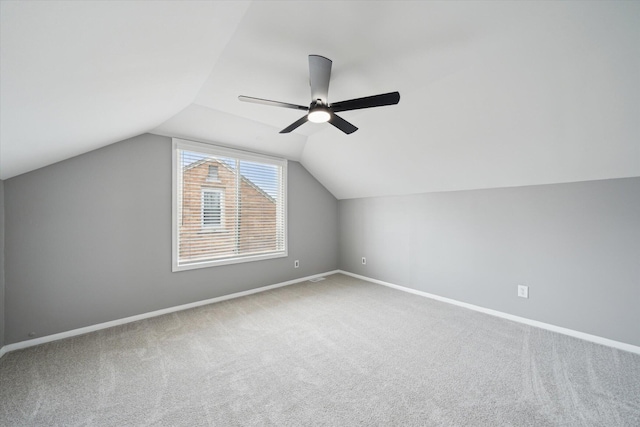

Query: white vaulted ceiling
[0,1,251,179]
[1,1,639,199]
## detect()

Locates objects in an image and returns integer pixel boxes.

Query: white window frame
[172,138,288,272]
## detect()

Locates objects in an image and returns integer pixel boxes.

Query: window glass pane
[238,161,280,254]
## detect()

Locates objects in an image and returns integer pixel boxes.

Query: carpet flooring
[1,273,639,426]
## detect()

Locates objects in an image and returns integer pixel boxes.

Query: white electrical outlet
[518,285,529,299]
[362,257,367,265]
[294,260,299,268]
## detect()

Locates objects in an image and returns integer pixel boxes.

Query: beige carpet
[1,273,639,426]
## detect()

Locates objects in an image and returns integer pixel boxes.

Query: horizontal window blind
[173,139,287,270]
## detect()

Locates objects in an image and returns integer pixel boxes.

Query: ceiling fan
[238,55,400,135]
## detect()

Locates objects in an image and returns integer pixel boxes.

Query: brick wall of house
[179,159,277,262]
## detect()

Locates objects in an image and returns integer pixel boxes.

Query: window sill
[198,228,226,234]
[173,251,288,272]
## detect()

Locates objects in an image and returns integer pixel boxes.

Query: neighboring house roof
[183,157,275,203]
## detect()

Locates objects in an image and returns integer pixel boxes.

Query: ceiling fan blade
[279,115,309,134]
[309,55,332,103]
[330,91,400,113]
[239,95,308,111]
[329,113,358,134]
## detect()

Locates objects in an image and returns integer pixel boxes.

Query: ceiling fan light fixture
[308,107,330,123]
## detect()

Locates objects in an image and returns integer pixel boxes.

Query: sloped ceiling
[0,1,251,179]
[2,1,639,199]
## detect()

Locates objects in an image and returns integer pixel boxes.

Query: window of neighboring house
[201,188,223,229]
[172,138,287,271]
[206,165,219,182]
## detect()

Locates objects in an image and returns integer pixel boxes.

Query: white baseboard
[339,270,640,355]
[0,270,339,358]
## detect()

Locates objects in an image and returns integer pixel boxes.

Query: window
[201,188,223,229]
[206,165,219,182]
[172,138,287,271]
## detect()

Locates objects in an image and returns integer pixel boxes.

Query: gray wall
[3,134,338,345]
[4,132,638,349]
[339,178,640,347]
[0,179,5,348]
